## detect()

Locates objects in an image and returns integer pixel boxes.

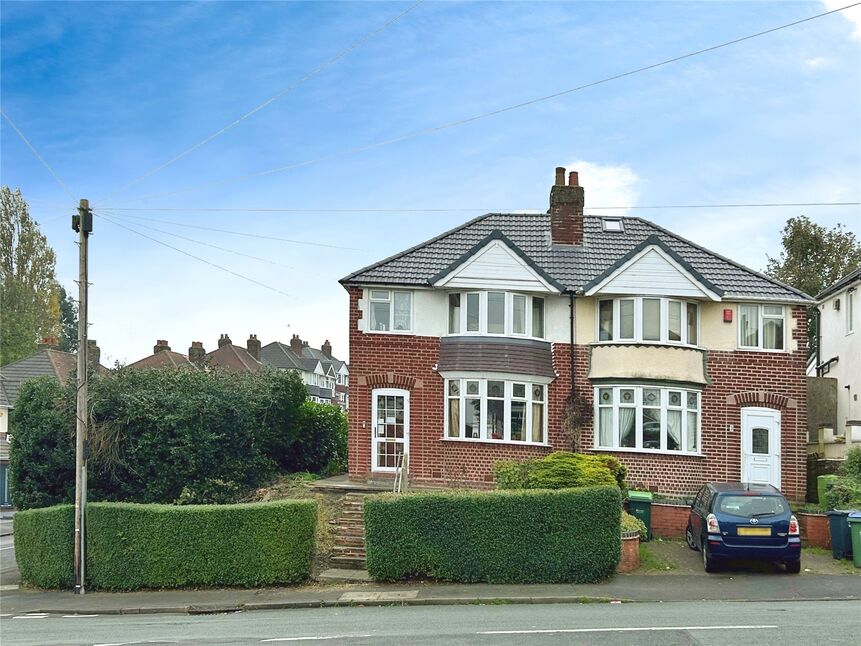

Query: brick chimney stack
[87,339,100,371]
[290,334,303,354]
[188,341,205,365]
[38,336,59,350]
[321,340,333,359]
[246,334,261,360]
[154,340,171,354]
[549,166,585,245]
[218,334,232,348]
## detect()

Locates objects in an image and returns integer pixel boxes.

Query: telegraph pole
[72,199,92,594]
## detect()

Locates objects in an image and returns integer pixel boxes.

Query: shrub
[494,452,618,490]
[14,500,316,590]
[621,511,647,541]
[365,486,621,583]
[289,401,348,474]
[591,454,627,489]
[840,447,861,481]
[823,478,861,510]
[13,504,74,588]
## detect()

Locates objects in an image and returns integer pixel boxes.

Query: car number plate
[738,526,772,536]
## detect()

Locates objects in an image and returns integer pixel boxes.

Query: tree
[765,215,861,354]
[0,187,61,364]
[57,285,78,353]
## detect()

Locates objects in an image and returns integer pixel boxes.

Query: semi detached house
[340,167,814,500]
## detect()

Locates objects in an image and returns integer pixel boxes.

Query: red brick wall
[798,513,830,549]
[347,290,808,499]
[617,536,639,573]
[650,504,691,539]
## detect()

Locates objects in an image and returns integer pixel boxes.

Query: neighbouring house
[0,338,105,508]
[340,166,814,499]
[259,335,349,409]
[127,335,263,373]
[807,267,861,457]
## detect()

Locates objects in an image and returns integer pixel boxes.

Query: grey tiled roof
[0,349,77,408]
[259,342,319,372]
[816,267,861,302]
[342,214,813,303]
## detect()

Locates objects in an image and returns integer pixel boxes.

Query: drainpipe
[815,305,822,376]
[568,291,576,401]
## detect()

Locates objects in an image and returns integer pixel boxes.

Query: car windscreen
[717,495,787,518]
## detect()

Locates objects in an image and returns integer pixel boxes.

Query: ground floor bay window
[445,378,547,444]
[595,385,700,454]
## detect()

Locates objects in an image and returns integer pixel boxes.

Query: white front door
[371,388,409,472]
[741,407,781,489]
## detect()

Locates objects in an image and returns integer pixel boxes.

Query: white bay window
[595,385,700,454]
[448,291,545,339]
[446,378,546,444]
[597,297,700,346]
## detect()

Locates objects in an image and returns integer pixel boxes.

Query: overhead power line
[106,1,424,199]
[124,2,861,202]
[1,110,76,202]
[95,212,292,298]
[105,212,363,250]
[98,209,297,269]
[99,201,861,213]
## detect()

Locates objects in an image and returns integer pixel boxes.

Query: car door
[690,486,706,538]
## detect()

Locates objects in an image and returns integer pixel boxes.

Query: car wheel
[785,561,801,574]
[702,539,719,573]
[685,524,698,550]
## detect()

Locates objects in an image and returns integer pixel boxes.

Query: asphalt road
[2,600,859,646]
[0,532,18,587]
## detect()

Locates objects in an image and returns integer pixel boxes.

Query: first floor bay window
[446,378,546,444]
[596,385,700,454]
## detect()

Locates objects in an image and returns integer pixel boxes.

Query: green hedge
[365,486,621,583]
[14,500,316,590]
[494,452,623,490]
[13,504,75,589]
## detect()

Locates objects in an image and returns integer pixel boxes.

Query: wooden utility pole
[73,199,92,594]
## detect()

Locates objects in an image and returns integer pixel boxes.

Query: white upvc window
[445,378,546,444]
[738,304,785,350]
[596,297,700,346]
[595,385,700,454]
[368,289,413,332]
[447,291,545,339]
[847,289,855,335]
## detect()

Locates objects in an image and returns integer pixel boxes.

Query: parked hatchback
[686,483,801,573]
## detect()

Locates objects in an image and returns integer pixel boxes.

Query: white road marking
[0,546,15,550]
[13,614,48,619]
[261,637,373,643]
[0,584,20,591]
[480,624,779,635]
[62,614,99,618]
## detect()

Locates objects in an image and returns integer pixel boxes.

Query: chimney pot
[555,166,566,186]
[568,171,579,186]
[246,334,261,360]
[38,336,59,350]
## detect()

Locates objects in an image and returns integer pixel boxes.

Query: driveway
[638,539,859,576]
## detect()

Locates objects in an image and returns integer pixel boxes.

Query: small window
[619,299,635,339]
[599,300,613,341]
[687,302,699,345]
[466,293,480,332]
[642,298,661,341]
[601,218,624,232]
[668,301,682,342]
[487,292,506,334]
[532,297,545,339]
[740,304,784,350]
[448,294,461,334]
[512,294,527,335]
[369,290,412,332]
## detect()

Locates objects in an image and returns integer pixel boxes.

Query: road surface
[2,599,859,645]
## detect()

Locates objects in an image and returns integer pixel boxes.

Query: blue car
[685,483,801,573]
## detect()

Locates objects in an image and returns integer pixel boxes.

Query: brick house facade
[341,168,813,500]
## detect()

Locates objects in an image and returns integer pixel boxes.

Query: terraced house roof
[341,213,813,303]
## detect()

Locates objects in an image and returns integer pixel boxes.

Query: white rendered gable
[433,239,557,293]
[587,246,721,300]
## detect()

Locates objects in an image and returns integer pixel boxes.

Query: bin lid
[827,510,851,516]
[628,491,654,502]
[848,512,861,520]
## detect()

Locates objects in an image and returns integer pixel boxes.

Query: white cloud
[822,0,861,40]
[562,160,639,213]
[804,55,836,70]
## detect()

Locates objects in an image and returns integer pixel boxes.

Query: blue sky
[2,1,859,364]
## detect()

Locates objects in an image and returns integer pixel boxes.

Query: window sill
[445,332,547,342]
[736,346,789,354]
[592,341,702,350]
[364,329,415,335]
[441,436,549,448]
[592,446,705,458]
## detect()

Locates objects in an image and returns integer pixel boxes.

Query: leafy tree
[765,215,861,353]
[57,285,78,353]
[0,187,61,365]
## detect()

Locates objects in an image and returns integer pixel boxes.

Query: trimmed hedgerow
[494,452,621,490]
[14,500,316,590]
[365,486,621,583]
[13,504,75,589]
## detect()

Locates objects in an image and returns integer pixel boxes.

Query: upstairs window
[448,291,545,339]
[597,297,699,346]
[369,290,412,332]
[739,304,784,350]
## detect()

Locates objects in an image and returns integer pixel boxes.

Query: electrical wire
[98,209,297,269]
[1,110,76,202]
[97,201,861,213]
[123,2,861,202]
[94,212,292,298]
[105,1,424,199]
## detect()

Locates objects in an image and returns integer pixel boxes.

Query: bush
[823,478,861,510]
[621,511,647,541]
[494,452,618,490]
[13,504,74,588]
[14,500,316,590]
[365,486,621,583]
[840,447,861,481]
[290,401,348,474]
